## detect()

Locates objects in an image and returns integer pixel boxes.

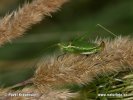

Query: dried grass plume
[1,37,133,99]
[0,87,77,100]
[34,36,133,91]
[0,0,68,45]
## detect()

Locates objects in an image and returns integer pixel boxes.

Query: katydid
[57,41,105,55]
[57,30,105,56]
[57,24,116,56]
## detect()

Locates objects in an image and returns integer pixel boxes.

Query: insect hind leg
[57,53,67,61]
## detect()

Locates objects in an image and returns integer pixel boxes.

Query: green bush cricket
[57,41,105,55]
[57,33,105,60]
[57,24,116,58]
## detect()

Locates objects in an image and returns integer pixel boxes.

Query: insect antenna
[30,43,59,61]
[97,24,118,37]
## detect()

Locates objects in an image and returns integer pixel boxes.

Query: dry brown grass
[0,0,68,45]
[0,87,77,100]
[0,0,133,100]
[34,36,133,89]
[1,36,133,100]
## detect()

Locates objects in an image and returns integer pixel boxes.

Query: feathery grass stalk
[1,37,133,99]
[0,0,68,45]
[0,87,77,100]
[34,37,133,91]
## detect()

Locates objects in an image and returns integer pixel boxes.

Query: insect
[57,24,116,58]
[57,31,105,60]
[57,41,105,55]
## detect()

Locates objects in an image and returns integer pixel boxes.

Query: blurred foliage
[0,0,133,87]
[68,71,133,100]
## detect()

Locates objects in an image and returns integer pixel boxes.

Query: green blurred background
[0,0,133,87]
